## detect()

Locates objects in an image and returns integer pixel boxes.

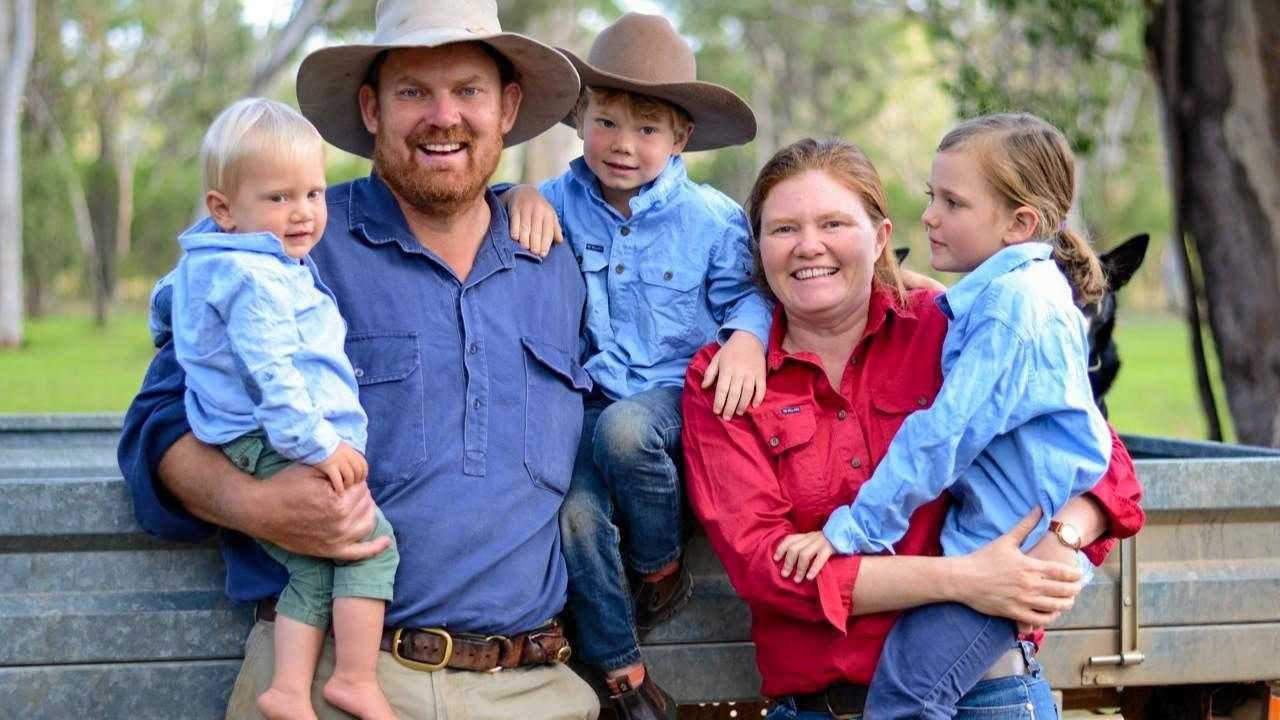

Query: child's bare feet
[323,673,396,720]
[257,687,319,720]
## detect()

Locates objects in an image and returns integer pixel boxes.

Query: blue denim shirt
[539,156,773,399]
[825,243,1111,559]
[119,176,589,635]
[155,220,366,464]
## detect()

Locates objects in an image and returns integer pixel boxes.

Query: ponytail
[1050,228,1105,307]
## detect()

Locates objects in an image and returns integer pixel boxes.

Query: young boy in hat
[505,12,770,719]
[154,98,398,720]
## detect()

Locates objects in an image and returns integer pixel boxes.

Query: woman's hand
[948,509,1083,628]
[504,184,563,256]
[774,531,836,582]
[701,330,767,420]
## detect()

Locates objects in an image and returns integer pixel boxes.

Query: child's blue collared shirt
[825,242,1111,563]
[158,218,367,464]
[539,156,773,399]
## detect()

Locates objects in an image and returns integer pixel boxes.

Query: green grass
[0,309,1236,444]
[1101,310,1235,442]
[0,311,156,413]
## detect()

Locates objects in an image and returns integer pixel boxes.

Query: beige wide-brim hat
[296,0,581,158]
[559,13,756,152]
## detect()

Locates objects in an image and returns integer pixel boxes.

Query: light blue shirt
[824,242,1111,564]
[157,218,367,464]
[539,156,773,399]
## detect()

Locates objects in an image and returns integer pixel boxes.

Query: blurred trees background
[1,0,1276,444]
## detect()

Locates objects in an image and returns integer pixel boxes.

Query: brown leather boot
[632,563,693,634]
[607,671,677,720]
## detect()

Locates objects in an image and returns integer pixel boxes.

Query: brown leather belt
[791,683,868,717]
[254,598,571,673]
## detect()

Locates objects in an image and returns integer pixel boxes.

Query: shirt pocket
[750,404,829,527]
[870,384,935,454]
[522,337,591,496]
[345,331,425,487]
[637,260,703,353]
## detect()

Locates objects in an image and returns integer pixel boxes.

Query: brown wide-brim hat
[560,13,756,152]
[296,0,581,158]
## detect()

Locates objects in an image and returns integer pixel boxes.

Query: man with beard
[117,2,600,718]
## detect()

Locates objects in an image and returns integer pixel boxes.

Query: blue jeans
[869,601,1017,719]
[768,642,1057,720]
[558,386,686,670]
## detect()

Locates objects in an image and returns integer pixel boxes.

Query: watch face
[1058,524,1081,548]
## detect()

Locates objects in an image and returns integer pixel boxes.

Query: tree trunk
[86,103,119,326]
[1147,0,1280,446]
[0,0,36,347]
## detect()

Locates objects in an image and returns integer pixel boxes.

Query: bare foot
[257,687,319,720]
[323,674,396,720]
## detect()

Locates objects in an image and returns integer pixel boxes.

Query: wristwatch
[1048,520,1083,550]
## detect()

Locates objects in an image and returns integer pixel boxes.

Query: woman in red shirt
[681,138,1144,719]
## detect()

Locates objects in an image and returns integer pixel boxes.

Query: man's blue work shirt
[825,242,1111,560]
[119,176,590,635]
[539,156,772,399]
[158,220,366,464]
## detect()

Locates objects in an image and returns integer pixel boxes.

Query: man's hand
[156,434,388,564]
[504,184,563,257]
[899,266,946,292]
[255,462,389,562]
[701,330,767,420]
[313,441,368,493]
[773,531,836,582]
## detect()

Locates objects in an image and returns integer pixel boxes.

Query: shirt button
[768,436,780,447]
[850,457,862,469]
[473,398,481,410]
[663,270,673,281]
[916,396,928,406]
[837,410,848,420]
[615,263,625,274]
[620,226,631,236]
[468,343,478,355]
[353,368,364,378]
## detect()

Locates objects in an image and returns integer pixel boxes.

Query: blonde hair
[201,98,324,194]
[937,113,1105,306]
[745,137,906,304]
[573,86,694,138]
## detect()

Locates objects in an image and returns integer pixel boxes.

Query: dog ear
[894,247,910,264]
[1101,234,1150,291]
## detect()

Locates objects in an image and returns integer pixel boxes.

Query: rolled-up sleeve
[1080,426,1146,566]
[683,348,858,632]
[117,341,214,542]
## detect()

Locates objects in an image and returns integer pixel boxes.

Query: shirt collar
[567,155,687,217]
[766,284,911,372]
[177,217,296,261]
[347,173,539,272]
[937,242,1051,320]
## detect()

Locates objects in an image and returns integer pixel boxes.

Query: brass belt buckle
[391,627,453,672]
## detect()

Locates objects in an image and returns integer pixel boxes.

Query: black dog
[1085,233,1149,417]
[893,235,1150,417]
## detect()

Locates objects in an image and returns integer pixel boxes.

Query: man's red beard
[372,124,502,218]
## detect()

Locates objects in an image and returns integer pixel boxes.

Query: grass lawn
[0,308,1237,444]
[0,310,156,413]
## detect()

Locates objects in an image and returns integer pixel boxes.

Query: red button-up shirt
[681,287,1145,698]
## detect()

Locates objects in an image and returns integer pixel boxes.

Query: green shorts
[222,432,399,628]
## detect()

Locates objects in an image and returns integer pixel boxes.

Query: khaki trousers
[225,620,600,720]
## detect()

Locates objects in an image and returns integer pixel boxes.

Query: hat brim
[297,29,581,158]
[558,49,756,152]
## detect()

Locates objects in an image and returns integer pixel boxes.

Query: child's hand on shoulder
[774,531,835,582]
[313,441,368,493]
[504,184,563,257]
[701,329,767,421]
